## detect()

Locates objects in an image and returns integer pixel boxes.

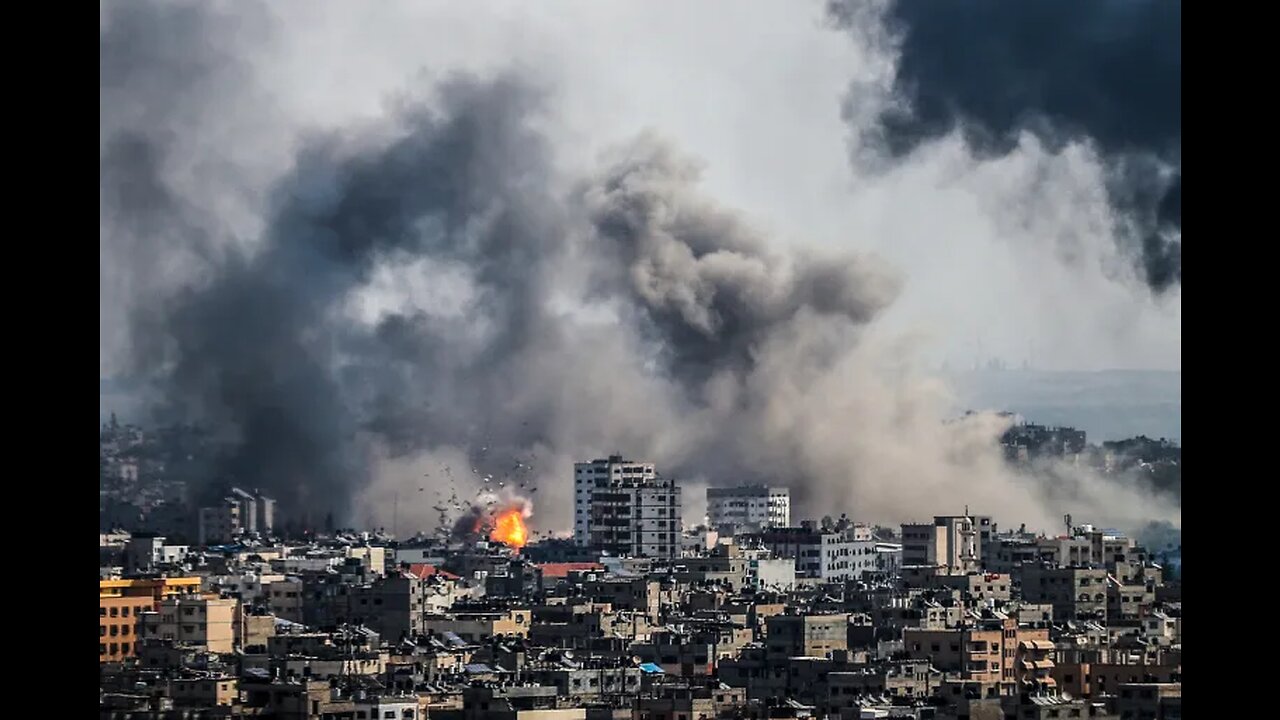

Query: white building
[742,548,797,591]
[705,485,790,530]
[740,526,859,582]
[124,536,190,573]
[574,455,682,559]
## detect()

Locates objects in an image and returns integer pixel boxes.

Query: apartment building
[705,485,791,530]
[576,456,682,559]
[139,595,238,654]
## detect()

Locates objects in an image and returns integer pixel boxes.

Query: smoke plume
[101,0,1178,537]
[827,0,1181,293]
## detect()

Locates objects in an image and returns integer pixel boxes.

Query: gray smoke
[827,0,1181,293]
[583,135,898,383]
[101,0,1178,536]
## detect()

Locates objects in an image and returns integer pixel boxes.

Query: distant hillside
[950,369,1181,443]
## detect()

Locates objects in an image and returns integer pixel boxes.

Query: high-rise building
[198,499,241,546]
[574,455,682,558]
[198,488,276,545]
[705,485,790,530]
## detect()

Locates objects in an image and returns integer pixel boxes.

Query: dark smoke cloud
[583,135,897,383]
[111,61,562,519]
[100,0,278,377]
[102,2,898,526]
[828,0,1181,292]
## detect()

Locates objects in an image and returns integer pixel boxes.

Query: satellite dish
[562,650,574,660]
[631,656,643,665]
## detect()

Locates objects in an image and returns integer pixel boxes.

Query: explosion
[490,508,529,549]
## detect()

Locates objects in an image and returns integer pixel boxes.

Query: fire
[490,508,528,549]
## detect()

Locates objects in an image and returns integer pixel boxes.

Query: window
[100,644,107,654]
[121,643,130,653]
[384,712,395,719]
[100,626,107,636]
[100,607,107,617]
[122,607,130,617]
[110,607,119,617]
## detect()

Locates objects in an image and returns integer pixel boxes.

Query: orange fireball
[490,509,528,549]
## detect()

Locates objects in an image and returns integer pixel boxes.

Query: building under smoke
[1002,423,1088,462]
[197,488,274,545]
[705,485,791,532]
[574,456,682,559]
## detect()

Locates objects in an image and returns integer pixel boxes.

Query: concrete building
[706,485,791,530]
[198,487,276,545]
[745,554,797,591]
[197,498,241,546]
[739,526,858,582]
[124,535,190,573]
[672,553,749,591]
[576,455,682,559]
[901,522,946,567]
[140,595,238,654]
[583,577,664,621]
[634,682,747,720]
[1114,683,1181,719]
[765,613,850,658]
[904,615,1052,692]
[575,456,655,546]
[987,532,1040,574]
[430,685,583,720]
[1020,566,1109,621]
[264,577,304,623]
[901,514,992,574]
[100,576,203,604]
[168,677,238,708]
[423,608,531,643]
[100,594,149,663]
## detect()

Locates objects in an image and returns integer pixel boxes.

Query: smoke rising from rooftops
[101,0,1178,536]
